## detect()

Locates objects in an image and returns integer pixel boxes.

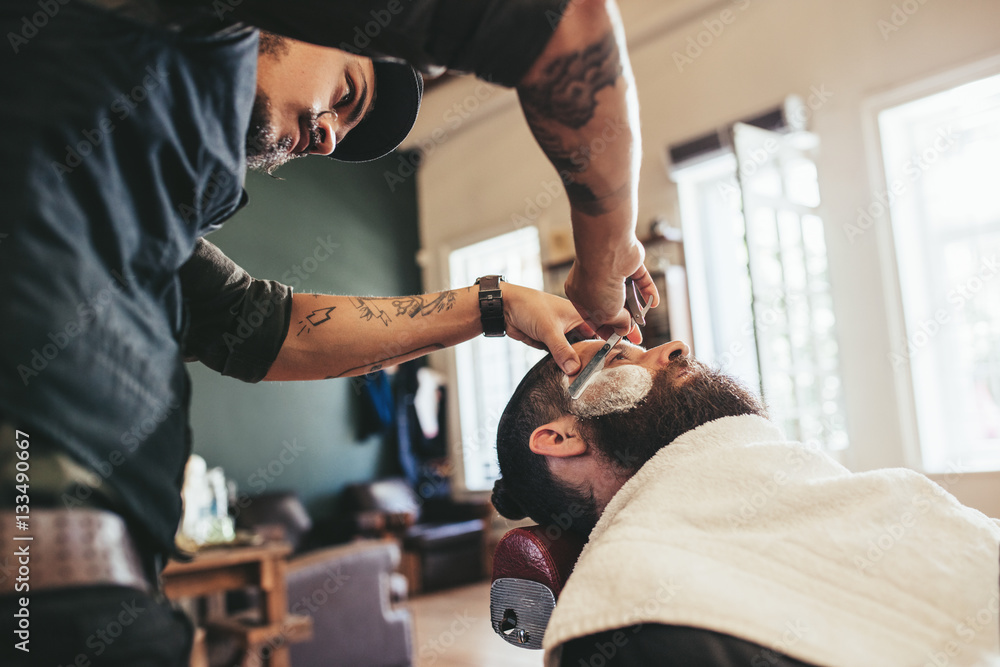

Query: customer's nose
[646,340,690,368]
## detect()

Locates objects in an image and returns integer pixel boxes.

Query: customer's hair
[493,355,596,532]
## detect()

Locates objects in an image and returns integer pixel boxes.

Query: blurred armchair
[345,478,491,595]
[235,491,413,667]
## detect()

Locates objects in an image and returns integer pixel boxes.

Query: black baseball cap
[331,61,423,163]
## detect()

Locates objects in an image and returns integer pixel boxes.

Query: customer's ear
[529,416,587,458]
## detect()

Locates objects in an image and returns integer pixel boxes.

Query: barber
[231,0,661,335]
[0,0,652,664]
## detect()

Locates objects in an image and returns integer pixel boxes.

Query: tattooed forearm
[296,306,337,336]
[563,181,606,216]
[332,343,445,377]
[391,291,458,318]
[352,297,392,327]
[518,32,621,130]
[299,291,461,335]
[528,124,577,174]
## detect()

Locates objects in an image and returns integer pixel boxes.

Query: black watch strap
[475,275,506,337]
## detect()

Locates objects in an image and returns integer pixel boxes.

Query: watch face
[476,275,505,288]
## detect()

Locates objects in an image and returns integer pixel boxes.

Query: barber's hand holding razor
[504,283,596,376]
[564,238,660,343]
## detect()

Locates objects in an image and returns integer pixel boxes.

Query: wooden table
[163,541,313,667]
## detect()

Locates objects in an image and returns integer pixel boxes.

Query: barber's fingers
[565,265,660,341]
[564,262,625,336]
[506,329,545,351]
[629,264,660,309]
[508,324,580,375]
[542,328,582,376]
[605,307,638,341]
[618,266,659,343]
[504,284,590,375]
[618,318,644,345]
[593,317,642,344]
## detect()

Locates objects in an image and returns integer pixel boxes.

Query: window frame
[860,51,1000,472]
[672,130,849,455]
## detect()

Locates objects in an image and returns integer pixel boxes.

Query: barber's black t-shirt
[193,0,567,87]
[180,239,293,383]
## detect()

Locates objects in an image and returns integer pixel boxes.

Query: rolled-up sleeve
[180,239,293,383]
[230,0,568,87]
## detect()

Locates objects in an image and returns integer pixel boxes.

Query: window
[674,123,849,452]
[877,71,1000,472]
[448,227,546,491]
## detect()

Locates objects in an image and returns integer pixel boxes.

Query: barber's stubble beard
[556,358,767,535]
[246,92,326,176]
[245,93,300,175]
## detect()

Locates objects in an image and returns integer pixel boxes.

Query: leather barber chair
[490,525,586,650]
[346,478,490,594]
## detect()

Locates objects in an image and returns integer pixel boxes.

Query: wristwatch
[475,275,506,337]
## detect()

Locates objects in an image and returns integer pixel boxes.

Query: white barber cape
[544,415,1000,667]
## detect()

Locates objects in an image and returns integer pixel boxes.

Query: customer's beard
[584,357,767,475]
[551,358,767,535]
[245,92,299,175]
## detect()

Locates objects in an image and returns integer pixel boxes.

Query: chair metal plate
[489,578,556,651]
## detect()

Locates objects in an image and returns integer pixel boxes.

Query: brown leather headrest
[491,525,586,598]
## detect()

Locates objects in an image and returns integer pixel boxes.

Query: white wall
[403,0,1000,514]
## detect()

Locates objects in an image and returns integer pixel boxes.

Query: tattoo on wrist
[296,306,337,336]
[519,32,621,130]
[348,291,460,323]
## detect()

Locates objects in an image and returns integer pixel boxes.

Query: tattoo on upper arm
[519,33,621,130]
[296,306,337,336]
[391,291,457,318]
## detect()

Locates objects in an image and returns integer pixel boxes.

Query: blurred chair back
[235,491,313,552]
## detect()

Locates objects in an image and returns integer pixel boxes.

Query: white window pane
[676,124,849,453]
[879,72,1000,472]
[448,227,546,491]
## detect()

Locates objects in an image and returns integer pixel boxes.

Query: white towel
[544,415,1000,667]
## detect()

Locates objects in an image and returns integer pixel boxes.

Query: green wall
[187,152,420,528]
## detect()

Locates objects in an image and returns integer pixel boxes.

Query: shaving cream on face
[563,365,654,418]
